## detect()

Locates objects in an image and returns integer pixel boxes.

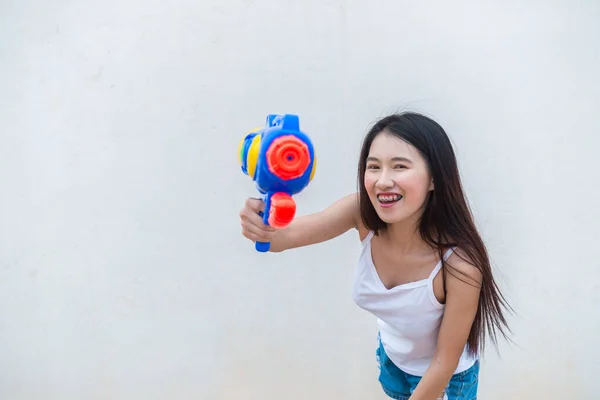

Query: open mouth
[377,193,403,206]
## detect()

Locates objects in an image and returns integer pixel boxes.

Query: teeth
[378,194,401,202]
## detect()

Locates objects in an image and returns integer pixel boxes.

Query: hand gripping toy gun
[238,114,316,252]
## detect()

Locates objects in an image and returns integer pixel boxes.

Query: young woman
[239,112,511,400]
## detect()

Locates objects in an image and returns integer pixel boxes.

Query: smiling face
[364,131,434,225]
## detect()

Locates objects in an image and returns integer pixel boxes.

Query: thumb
[247,197,265,213]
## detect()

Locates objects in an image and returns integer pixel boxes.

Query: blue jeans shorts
[376,339,479,400]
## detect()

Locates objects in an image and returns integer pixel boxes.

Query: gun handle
[255,210,271,252]
[255,240,271,252]
[253,193,295,253]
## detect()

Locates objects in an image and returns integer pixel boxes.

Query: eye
[394,164,407,169]
[366,164,380,170]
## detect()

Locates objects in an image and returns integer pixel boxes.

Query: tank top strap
[361,231,375,246]
[427,247,456,281]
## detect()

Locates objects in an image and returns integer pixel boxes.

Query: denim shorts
[376,339,479,400]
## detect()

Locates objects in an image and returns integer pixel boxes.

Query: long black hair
[357,112,511,356]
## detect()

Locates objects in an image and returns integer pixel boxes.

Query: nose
[375,168,394,190]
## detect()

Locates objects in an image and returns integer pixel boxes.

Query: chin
[379,216,404,225]
[375,210,405,225]
[374,203,419,225]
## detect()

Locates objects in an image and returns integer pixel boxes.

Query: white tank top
[352,231,478,376]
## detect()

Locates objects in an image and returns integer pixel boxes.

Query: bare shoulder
[446,248,483,289]
[342,192,370,241]
[356,219,370,242]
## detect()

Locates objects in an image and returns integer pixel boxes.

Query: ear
[429,179,434,191]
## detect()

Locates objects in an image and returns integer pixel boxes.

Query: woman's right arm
[239,193,361,252]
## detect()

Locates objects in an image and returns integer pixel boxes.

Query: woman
[239,112,511,400]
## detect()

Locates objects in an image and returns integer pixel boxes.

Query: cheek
[396,172,430,194]
[364,174,377,191]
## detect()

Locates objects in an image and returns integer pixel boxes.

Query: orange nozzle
[268,192,296,228]
[266,135,310,180]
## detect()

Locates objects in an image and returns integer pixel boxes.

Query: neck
[384,213,431,255]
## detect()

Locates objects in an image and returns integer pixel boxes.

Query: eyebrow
[366,156,413,163]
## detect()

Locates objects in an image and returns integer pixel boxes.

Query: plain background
[1,1,599,399]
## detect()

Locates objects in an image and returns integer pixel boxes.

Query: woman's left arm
[409,253,483,400]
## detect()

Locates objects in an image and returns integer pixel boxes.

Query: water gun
[238,114,316,252]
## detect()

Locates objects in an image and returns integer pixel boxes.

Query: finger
[244,232,270,244]
[242,223,276,242]
[240,205,264,224]
[241,206,276,232]
[245,197,265,213]
[243,219,276,239]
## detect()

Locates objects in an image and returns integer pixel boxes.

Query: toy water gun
[238,114,316,252]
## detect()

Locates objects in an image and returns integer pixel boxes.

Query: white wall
[1,1,598,399]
